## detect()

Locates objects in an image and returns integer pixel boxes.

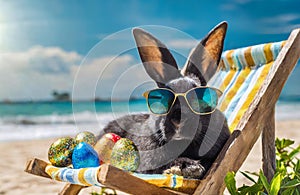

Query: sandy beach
[0,120,299,195]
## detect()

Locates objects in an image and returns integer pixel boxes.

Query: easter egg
[105,133,121,143]
[75,131,96,146]
[110,138,140,172]
[48,137,76,167]
[72,142,100,169]
[94,133,121,163]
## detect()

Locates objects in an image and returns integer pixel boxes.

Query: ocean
[0,100,299,142]
[0,100,148,142]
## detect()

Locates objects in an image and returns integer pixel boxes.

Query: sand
[0,120,299,195]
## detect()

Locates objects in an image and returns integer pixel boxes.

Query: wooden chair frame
[25,28,300,195]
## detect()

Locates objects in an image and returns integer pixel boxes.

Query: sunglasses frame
[143,86,223,116]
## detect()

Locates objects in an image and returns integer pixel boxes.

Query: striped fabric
[209,41,286,131]
[45,164,188,189]
[45,165,102,187]
[133,173,184,188]
[45,41,286,190]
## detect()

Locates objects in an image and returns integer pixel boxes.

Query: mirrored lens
[147,89,175,114]
[186,88,218,114]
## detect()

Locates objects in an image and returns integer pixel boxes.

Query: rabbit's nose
[171,118,180,129]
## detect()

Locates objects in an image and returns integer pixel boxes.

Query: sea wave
[0,111,114,125]
[275,102,300,120]
[0,112,116,141]
[0,103,299,141]
[0,111,148,141]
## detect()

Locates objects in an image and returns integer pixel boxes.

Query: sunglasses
[143,87,222,115]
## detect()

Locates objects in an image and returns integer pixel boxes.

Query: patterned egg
[110,138,140,172]
[48,137,76,167]
[94,133,121,163]
[75,131,96,146]
[72,142,100,169]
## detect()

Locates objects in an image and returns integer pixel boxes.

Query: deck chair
[25,28,300,195]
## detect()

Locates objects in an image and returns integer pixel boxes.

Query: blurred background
[0,0,300,141]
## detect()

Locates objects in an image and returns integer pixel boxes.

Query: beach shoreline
[0,120,299,195]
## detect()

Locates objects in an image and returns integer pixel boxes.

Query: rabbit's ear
[133,28,181,87]
[182,22,227,85]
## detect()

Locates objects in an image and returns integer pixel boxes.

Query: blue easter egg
[72,142,100,169]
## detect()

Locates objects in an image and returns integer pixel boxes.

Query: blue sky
[0,0,300,100]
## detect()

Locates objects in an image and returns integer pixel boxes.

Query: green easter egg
[48,137,76,167]
[110,138,140,172]
[75,131,96,146]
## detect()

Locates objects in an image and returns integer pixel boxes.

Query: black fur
[97,22,230,179]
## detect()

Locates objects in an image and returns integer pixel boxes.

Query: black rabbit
[97,22,230,179]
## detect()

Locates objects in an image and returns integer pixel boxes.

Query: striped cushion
[46,165,101,186]
[45,164,197,189]
[209,41,286,131]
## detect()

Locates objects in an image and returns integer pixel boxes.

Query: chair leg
[59,183,85,195]
[262,107,276,182]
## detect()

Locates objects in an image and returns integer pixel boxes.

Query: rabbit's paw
[163,166,182,176]
[181,163,205,179]
[164,158,206,179]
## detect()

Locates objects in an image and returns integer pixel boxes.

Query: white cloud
[72,54,150,100]
[0,46,82,100]
[97,32,132,41]
[219,0,253,11]
[233,0,253,4]
[0,45,152,101]
[258,13,300,34]
[219,3,237,11]
[260,14,300,24]
[167,39,198,49]
[0,46,82,74]
[259,24,300,34]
